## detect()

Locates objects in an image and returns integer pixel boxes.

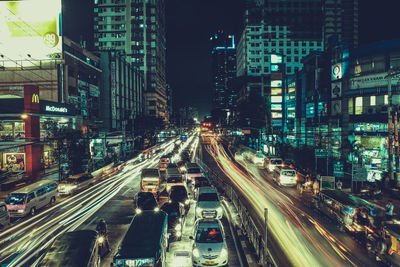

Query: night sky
[166,0,400,120]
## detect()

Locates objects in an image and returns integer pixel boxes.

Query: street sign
[315,149,328,158]
[333,160,344,177]
[352,165,366,182]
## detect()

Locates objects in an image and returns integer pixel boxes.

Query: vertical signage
[111,62,117,122]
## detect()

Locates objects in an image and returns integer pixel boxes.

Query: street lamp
[20,113,28,119]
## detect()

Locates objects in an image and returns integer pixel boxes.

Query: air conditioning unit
[381,106,388,113]
[367,107,376,114]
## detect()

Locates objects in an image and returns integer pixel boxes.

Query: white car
[191,219,228,267]
[195,187,223,219]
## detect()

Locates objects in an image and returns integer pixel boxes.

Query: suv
[169,185,190,214]
[195,187,223,219]
[192,176,211,198]
[133,191,159,214]
[191,219,228,267]
[185,163,203,184]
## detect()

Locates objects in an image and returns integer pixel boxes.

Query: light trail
[204,137,359,267]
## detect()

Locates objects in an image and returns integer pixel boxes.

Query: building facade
[211,31,237,125]
[93,0,167,121]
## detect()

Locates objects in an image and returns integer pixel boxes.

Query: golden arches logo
[32,93,39,103]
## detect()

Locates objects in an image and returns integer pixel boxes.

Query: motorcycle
[97,233,109,256]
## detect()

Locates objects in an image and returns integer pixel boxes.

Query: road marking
[122,188,132,196]
[82,216,98,230]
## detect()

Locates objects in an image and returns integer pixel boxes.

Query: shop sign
[352,165,366,182]
[333,160,344,177]
[77,79,88,89]
[315,149,328,158]
[349,72,395,90]
[45,105,68,113]
[89,84,100,97]
[320,176,335,190]
[331,82,342,98]
[331,63,343,81]
[3,153,25,172]
[331,100,341,116]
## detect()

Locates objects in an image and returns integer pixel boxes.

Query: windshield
[195,226,223,243]
[282,171,296,176]
[188,168,201,174]
[167,176,183,183]
[137,195,157,209]
[170,189,187,202]
[271,160,282,165]
[198,193,218,202]
[6,193,26,205]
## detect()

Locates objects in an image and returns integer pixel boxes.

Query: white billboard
[0,0,62,63]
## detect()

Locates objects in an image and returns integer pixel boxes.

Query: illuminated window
[370,96,376,106]
[385,94,388,105]
[348,98,353,115]
[355,97,363,115]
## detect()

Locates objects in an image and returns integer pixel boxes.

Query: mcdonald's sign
[32,93,39,103]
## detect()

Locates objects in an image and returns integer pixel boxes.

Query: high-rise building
[211,31,237,125]
[323,0,359,49]
[93,0,167,120]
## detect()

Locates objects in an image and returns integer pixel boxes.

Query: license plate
[205,261,214,265]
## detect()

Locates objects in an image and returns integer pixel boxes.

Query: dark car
[134,191,159,214]
[192,176,212,198]
[161,202,185,241]
[169,185,190,214]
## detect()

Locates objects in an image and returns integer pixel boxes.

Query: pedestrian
[313,179,320,195]
[336,179,343,190]
[386,200,394,221]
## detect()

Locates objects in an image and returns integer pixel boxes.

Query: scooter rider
[96,218,110,253]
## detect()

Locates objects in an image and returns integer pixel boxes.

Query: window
[355,97,363,114]
[348,98,354,115]
[385,94,389,105]
[287,67,292,73]
[370,96,376,106]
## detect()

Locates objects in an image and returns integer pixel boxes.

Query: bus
[140,168,161,198]
[113,211,168,267]
[38,230,101,267]
[6,180,58,217]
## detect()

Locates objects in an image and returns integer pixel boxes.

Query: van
[38,230,101,267]
[0,202,10,228]
[58,173,95,195]
[6,180,58,217]
[273,167,297,187]
[113,211,168,267]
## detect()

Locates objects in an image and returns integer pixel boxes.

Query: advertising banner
[331,82,342,98]
[3,153,25,172]
[349,72,392,90]
[0,0,62,63]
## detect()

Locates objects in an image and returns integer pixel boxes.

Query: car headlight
[216,206,223,214]
[192,248,200,258]
[176,231,182,237]
[179,217,182,222]
[135,208,142,214]
[196,207,202,213]
[185,199,190,205]
[167,185,171,191]
[175,223,182,231]
[269,165,274,171]
[154,207,160,212]
[220,248,228,258]
[17,209,24,213]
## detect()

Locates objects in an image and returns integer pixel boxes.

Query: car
[169,185,190,214]
[133,191,159,214]
[185,163,203,184]
[195,187,223,219]
[192,176,212,198]
[167,163,178,170]
[166,168,185,192]
[190,218,228,267]
[161,202,185,241]
[265,157,284,172]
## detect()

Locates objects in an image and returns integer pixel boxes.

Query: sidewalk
[0,166,60,201]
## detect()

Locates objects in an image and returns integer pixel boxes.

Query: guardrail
[196,156,274,266]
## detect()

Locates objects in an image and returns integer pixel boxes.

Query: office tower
[211,31,237,125]
[323,0,359,49]
[94,0,167,120]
